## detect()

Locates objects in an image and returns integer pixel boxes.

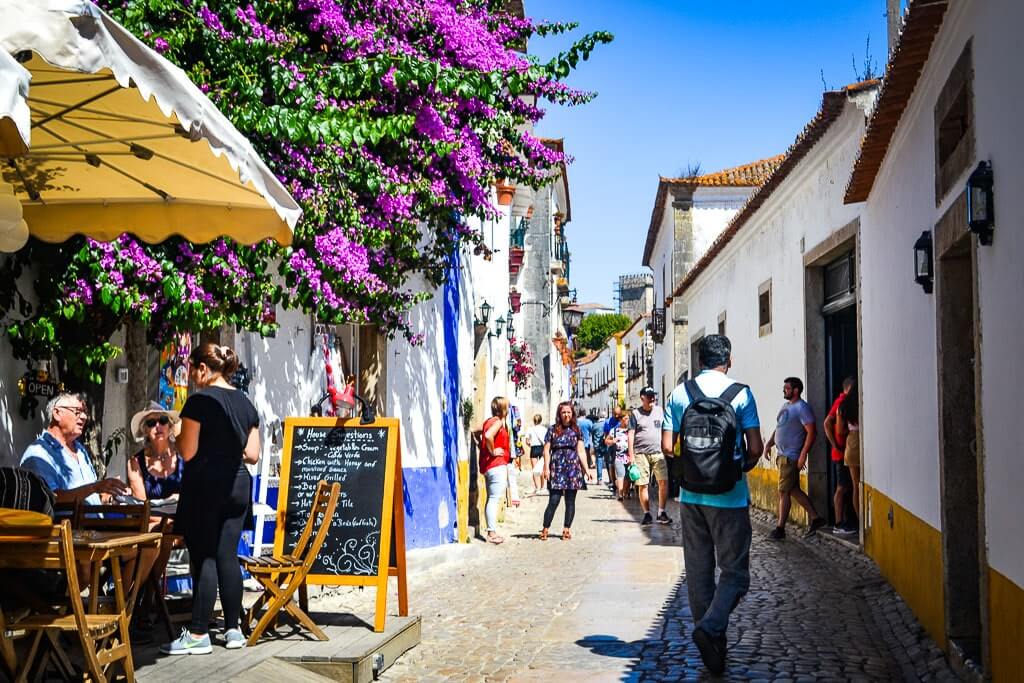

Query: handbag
[627,463,641,482]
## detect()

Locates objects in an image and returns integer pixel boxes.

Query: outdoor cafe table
[72,529,163,614]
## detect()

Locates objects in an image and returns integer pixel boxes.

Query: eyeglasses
[144,416,171,429]
[56,405,87,418]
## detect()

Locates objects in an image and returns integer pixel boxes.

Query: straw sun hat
[130,401,181,442]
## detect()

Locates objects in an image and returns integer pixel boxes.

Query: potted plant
[495,178,515,206]
[509,289,522,313]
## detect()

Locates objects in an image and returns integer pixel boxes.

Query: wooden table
[73,530,162,615]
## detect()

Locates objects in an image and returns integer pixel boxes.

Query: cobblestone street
[309,473,959,682]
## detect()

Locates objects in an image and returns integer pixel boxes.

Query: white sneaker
[224,628,246,650]
[160,627,212,655]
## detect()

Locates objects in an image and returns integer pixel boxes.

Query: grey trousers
[679,502,752,637]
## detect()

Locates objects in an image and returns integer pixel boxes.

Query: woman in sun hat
[126,401,183,505]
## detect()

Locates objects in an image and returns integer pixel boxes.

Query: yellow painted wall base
[746,464,810,527]
[862,484,946,648]
[989,567,1024,681]
[456,460,470,543]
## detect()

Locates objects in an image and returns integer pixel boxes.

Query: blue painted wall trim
[402,247,461,549]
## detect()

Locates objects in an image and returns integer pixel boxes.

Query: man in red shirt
[823,377,855,535]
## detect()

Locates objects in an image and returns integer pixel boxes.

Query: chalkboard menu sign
[275,416,408,630]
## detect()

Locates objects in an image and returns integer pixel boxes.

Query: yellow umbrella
[0,0,301,251]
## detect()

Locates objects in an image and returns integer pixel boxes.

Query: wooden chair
[239,480,340,647]
[0,520,135,683]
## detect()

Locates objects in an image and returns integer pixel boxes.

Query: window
[689,329,704,374]
[934,42,974,203]
[717,311,727,336]
[758,280,772,337]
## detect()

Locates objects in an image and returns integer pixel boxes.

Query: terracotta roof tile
[642,156,783,266]
[673,81,881,299]
[845,1,948,203]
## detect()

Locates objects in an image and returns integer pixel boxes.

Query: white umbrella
[0,0,301,251]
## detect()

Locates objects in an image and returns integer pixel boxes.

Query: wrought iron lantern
[478,301,492,324]
[913,231,934,294]
[505,314,515,341]
[966,160,994,245]
[562,306,584,332]
[493,315,505,339]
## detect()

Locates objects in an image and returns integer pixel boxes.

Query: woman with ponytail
[160,343,260,655]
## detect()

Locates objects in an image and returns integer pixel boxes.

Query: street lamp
[505,315,515,341]
[493,315,505,338]
[507,359,515,378]
[966,160,994,245]
[913,231,934,294]
[562,305,584,332]
[478,301,492,325]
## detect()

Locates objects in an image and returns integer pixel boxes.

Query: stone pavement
[298,474,959,682]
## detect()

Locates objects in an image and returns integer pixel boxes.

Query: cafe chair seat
[239,481,340,647]
[0,520,136,683]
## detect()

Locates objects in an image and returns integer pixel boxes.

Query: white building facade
[642,160,781,407]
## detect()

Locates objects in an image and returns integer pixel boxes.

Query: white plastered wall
[861,0,1024,586]
[682,102,869,467]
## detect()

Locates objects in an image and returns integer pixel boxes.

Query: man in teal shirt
[661,335,763,675]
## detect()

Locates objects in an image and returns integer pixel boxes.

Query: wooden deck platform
[134,613,421,683]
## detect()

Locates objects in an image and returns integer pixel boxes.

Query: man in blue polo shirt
[661,335,763,675]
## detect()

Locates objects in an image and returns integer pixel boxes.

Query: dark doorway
[822,252,858,528]
[936,234,986,669]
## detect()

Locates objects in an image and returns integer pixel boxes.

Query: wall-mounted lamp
[507,359,515,378]
[967,160,994,245]
[505,315,515,341]
[478,301,492,325]
[913,231,934,294]
[492,315,506,339]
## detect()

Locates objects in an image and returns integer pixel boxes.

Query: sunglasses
[144,416,171,429]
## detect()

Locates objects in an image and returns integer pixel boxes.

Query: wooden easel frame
[275,416,409,632]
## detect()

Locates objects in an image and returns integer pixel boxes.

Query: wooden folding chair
[0,520,134,683]
[239,480,340,647]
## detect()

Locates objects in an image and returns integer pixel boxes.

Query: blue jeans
[594,454,605,483]
[679,503,751,637]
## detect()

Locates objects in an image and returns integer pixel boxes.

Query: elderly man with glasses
[20,393,128,504]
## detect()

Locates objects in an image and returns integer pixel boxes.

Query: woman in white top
[527,414,548,495]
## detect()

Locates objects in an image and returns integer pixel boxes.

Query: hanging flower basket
[496,179,515,206]
[508,338,535,390]
[509,289,522,313]
[509,247,524,268]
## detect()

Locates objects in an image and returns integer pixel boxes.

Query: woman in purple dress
[540,401,593,540]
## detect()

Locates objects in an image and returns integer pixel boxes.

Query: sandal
[539,528,549,541]
[486,532,505,544]
[562,528,572,540]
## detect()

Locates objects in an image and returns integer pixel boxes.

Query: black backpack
[679,381,747,494]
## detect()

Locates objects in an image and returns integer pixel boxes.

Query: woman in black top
[160,343,260,655]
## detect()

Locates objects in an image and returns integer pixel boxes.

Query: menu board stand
[275,416,408,632]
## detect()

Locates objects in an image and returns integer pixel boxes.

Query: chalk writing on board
[282,424,389,577]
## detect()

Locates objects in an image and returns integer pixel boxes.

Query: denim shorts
[613,459,626,480]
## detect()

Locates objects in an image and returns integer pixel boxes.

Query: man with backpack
[661,335,763,675]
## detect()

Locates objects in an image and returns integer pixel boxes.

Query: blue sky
[529,1,890,307]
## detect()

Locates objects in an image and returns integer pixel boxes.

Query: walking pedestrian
[540,401,593,540]
[629,387,672,526]
[506,414,522,508]
[161,343,260,655]
[661,334,763,675]
[605,412,630,501]
[763,377,826,540]
[603,405,623,488]
[823,377,856,535]
[576,407,594,471]
[526,414,547,495]
[836,383,861,524]
[480,396,511,544]
[588,410,607,485]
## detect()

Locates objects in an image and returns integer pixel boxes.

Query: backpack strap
[683,379,705,403]
[718,383,747,404]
